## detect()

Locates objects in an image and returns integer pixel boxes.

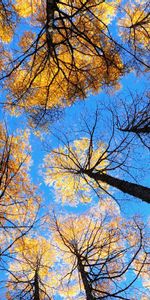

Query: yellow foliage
[15,0,43,17]
[52,214,122,264]
[59,283,80,299]
[15,0,120,24]
[5,0,123,114]
[0,124,40,226]
[0,2,15,43]
[6,37,123,115]
[90,198,120,218]
[134,251,150,290]
[119,0,150,49]
[7,236,58,298]
[0,22,13,43]
[12,236,55,276]
[19,31,36,51]
[50,213,149,298]
[44,138,108,205]
[51,212,125,298]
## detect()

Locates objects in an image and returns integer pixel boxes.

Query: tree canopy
[0,0,149,125]
[52,212,149,299]
[0,0,149,299]
[44,110,150,204]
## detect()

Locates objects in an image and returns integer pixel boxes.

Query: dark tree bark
[84,170,150,204]
[115,93,150,149]
[34,270,40,300]
[78,258,95,300]
[120,118,150,134]
[46,0,57,52]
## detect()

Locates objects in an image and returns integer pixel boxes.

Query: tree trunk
[34,270,40,300]
[78,259,95,300]
[46,0,56,52]
[132,125,150,134]
[85,170,150,204]
[121,125,150,134]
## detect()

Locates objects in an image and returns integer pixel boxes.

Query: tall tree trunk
[46,0,56,52]
[84,170,150,204]
[78,258,95,300]
[34,270,40,300]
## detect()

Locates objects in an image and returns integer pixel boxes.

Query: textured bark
[135,126,150,133]
[34,270,40,300]
[46,0,56,52]
[121,124,150,134]
[78,259,95,300]
[85,170,150,204]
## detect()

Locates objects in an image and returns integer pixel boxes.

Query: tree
[0,0,149,126]
[0,123,40,268]
[0,0,17,43]
[118,0,150,68]
[0,1,149,298]
[114,91,150,149]
[6,236,57,299]
[43,110,150,204]
[44,136,108,205]
[1,0,123,123]
[51,207,150,299]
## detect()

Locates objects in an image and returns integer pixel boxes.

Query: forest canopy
[1,0,149,125]
[0,0,149,299]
